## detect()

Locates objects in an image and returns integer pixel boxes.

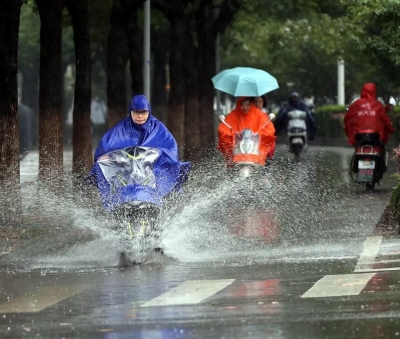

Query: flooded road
[1,146,400,338]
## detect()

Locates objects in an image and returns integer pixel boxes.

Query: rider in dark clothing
[274,91,316,140]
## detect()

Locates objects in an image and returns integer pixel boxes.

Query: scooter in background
[287,109,308,158]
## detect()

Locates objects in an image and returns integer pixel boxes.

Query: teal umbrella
[212,67,279,97]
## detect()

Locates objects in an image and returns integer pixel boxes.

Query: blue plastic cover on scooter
[88,113,191,211]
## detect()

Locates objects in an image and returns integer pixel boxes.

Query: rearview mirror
[268,113,276,122]
[218,115,233,130]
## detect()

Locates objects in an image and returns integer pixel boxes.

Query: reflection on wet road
[1,146,400,338]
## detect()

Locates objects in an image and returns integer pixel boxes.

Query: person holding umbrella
[212,67,279,167]
[217,97,276,167]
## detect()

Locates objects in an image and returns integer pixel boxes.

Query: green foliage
[19,1,40,72]
[18,0,113,100]
[221,0,400,106]
[349,0,400,91]
[315,105,346,114]
[19,4,75,71]
[314,105,346,138]
[222,0,371,104]
[390,173,400,211]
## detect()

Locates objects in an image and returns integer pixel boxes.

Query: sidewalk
[20,150,73,184]
[19,150,74,213]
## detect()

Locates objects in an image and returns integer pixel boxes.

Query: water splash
[0,146,390,271]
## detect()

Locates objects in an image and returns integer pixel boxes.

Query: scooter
[219,114,275,189]
[287,109,308,158]
[93,146,166,264]
[349,130,388,191]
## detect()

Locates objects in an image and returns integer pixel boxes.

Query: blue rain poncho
[88,95,191,211]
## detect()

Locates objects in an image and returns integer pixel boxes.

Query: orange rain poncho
[218,97,276,166]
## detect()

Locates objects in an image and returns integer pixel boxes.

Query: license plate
[358,160,375,169]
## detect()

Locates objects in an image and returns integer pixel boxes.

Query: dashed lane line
[301,236,384,299]
[0,285,89,314]
[354,236,382,273]
[140,279,235,307]
[376,259,400,264]
[301,273,376,298]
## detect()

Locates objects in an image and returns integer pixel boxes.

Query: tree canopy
[222,0,400,104]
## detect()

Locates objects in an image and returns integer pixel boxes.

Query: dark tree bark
[197,37,216,148]
[0,0,23,227]
[107,0,129,128]
[167,17,186,151]
[122,0,145,96]
[152,0,240,153]
[184,24,200,158]
[151,28,169,123]
[65,0,93,179]
[152,1,189,154]
[195,0,240,149]
[36,0,64,186]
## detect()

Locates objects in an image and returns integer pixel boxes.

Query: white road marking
[376,259,400,264]
[141,279,235,307]
[379,250,400,256]
[301,273,375,298]
[354,236,382,272]
[352,267,400,273]
[0,285,89,314]
[380,244,400,247]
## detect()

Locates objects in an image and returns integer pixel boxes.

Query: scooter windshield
[97,146,160,191]
[233,128,260,156]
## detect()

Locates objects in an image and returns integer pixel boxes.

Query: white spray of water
[3,147,387,270]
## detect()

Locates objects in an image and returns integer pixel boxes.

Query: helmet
[389,96,396,106]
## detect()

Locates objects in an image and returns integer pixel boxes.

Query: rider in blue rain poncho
[88,94,191,211]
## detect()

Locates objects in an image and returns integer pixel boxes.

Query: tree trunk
[194,0,239,150]
[151,30,169,123]
[107,0,128,128]
[124,4,142,96]
[0,0,23,227]
[184,26,200,159]
[198,37,216,148]
[65,0,93,179]
[167,18,186,153]
[36,0,64,186]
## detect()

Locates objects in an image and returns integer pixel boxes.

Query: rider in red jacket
[344,83,394,146]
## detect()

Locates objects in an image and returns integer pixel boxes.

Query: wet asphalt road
[1,146,400,339]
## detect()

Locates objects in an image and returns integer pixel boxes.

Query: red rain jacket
[344,83,394,145]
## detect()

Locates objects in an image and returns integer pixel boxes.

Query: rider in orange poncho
[218,97,276,167]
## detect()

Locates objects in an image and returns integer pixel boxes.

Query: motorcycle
[90,145,190,265]
[349,130,388,191]
[219,114,275,190]
[287,109,308,158]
